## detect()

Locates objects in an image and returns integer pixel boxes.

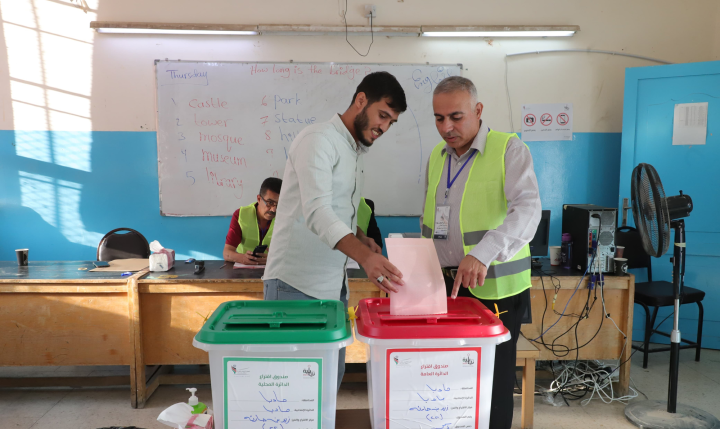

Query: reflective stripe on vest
[422,130,532,300]
[236,203,274,254]
[357,197,372,235]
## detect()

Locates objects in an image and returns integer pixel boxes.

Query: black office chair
[97,228,151,261]
[615,226,705,368]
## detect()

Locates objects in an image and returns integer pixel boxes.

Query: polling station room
[1,0,720,428]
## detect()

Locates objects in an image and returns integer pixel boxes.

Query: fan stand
[625,220,720,428]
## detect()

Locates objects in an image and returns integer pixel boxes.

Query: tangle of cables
[539,360,639,406]
[526,241,640,405]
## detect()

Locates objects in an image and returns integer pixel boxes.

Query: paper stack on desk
[385,238,447,316]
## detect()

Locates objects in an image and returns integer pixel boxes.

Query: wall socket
[364,4,377,18]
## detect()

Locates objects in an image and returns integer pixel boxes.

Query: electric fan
[624,163,719,428]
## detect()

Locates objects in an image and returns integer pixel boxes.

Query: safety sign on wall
[521,103,573,141]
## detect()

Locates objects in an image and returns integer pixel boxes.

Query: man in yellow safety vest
[223,177,282,265]
[422,76,541,429]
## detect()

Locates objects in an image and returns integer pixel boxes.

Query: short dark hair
[259,177,282,196]
[350,71,407,113]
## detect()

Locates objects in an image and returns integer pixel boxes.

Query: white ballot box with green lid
[354,297,511,429]
[193,300,353,429]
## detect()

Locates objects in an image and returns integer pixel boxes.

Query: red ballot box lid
[355,297,508,340]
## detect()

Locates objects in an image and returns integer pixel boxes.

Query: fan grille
[631,163,670,257]
[599,231,614,246]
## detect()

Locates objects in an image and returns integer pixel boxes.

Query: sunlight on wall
[3,0,95,147]
[3,0,101,249]
[53,131,92,172]
[19,171,56,227]
[57,179,103,247]
[18,171,104,247]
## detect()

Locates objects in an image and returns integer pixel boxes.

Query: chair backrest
[97,228,150,261]
[615,226,653,281]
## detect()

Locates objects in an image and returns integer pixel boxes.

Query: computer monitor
[529,210,551,257]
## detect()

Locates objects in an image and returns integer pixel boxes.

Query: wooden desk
[0,261,144,406]
[134,260,380,407]
[0,259,633,414]
[521,260,635,396]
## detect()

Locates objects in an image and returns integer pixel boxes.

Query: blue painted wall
[620,61,720,351]
[1,130,621,262]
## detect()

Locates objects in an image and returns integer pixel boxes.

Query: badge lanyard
[445,150,477,203]
[434,150,476,240]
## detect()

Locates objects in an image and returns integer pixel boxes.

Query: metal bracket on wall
[622,198,631,226]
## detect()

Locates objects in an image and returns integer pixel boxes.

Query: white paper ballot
[673,102,708,146]
[386,238,447,316]
[521,103,573,141]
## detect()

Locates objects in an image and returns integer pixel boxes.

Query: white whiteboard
[155,60,461,216]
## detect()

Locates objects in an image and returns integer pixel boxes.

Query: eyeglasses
[260,195,278,208]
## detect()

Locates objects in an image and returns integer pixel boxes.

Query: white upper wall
[0,0,718,133]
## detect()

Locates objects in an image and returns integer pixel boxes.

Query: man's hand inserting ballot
[336,232,404,295]
[362,253,404,294]
[451,255,487,299]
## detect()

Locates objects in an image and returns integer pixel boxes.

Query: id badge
[434,205,450,240]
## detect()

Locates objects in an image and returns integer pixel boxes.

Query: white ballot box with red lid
[354,297,511,429]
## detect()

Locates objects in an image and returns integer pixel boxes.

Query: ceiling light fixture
[90,22,578,38]
[421,25,579,37]
[90,22,259,35]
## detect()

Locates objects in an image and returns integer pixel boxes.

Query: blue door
[620,60,720,350]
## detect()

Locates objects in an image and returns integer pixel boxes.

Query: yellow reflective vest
[357,198,372,234]
[422,130,531,300]
[236,203,274,254]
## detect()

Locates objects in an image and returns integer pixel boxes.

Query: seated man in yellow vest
[422,76,541,429]
[223,177,282,265]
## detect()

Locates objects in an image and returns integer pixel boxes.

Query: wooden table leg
[618,275,635,396]
[128,275,138,408]
[521,358,535,429]
[128,272,147,408]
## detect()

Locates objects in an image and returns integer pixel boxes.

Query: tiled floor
[1,347,718,429]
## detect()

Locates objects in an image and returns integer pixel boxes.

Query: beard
[353,106,372,147]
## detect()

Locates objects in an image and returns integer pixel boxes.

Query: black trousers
[444,274,530,429]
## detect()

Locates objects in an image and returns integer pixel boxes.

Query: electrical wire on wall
[504,50,673,132]
[343,0,374,57]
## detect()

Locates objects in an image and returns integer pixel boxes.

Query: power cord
[531,249,596,342]
[343,0,374,57]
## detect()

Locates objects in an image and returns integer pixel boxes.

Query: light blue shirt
[264,114,365,300]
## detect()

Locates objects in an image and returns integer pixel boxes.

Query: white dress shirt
[264,114,365,300]
[422,122,542,268]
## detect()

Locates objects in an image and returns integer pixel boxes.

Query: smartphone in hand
[252,245,268,257]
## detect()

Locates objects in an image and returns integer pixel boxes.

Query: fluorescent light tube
[91,22,259,35]
[423,31,576,37]
[95,28,258,35]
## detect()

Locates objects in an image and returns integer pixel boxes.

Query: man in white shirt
[264,72,408,390]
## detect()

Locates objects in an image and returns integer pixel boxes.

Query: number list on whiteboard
[155,61,461,216]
